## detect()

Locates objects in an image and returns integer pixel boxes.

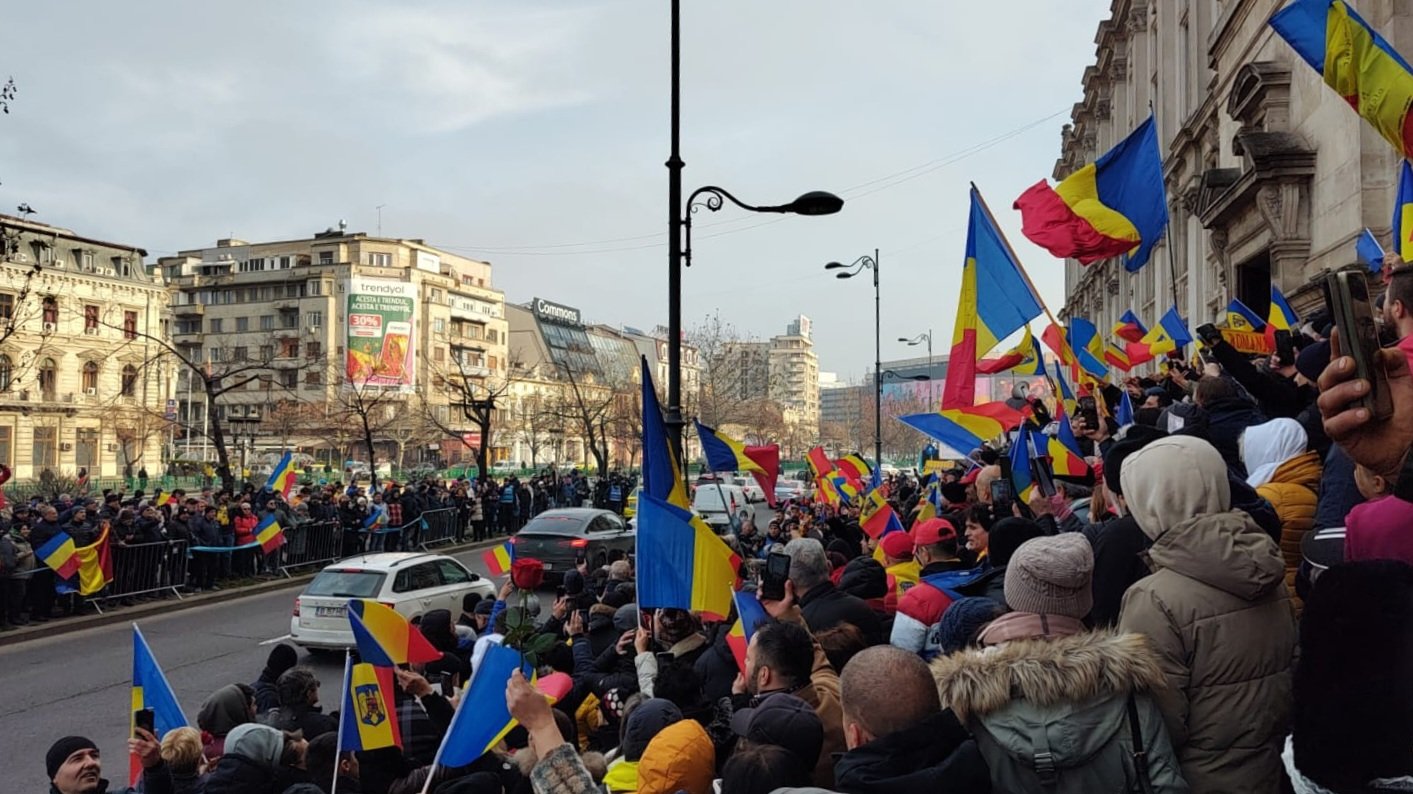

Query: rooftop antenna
[338,218,348,234]
[375,204,386,236]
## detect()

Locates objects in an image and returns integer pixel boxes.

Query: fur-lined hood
[931,630,1167,721]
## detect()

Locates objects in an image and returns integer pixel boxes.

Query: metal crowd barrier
[417,508,460,550]
[276,520,343,575]
[93,539,188,613]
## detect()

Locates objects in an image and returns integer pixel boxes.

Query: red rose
[510,558,545,590]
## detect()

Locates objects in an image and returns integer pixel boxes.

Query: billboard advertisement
[345,278,416,392]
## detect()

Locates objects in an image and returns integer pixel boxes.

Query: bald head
[973,465,1001,505]
[839,645,940,747]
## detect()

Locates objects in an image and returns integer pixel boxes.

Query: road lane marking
[259,633,292,646]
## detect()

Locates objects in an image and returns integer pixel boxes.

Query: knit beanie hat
[265,643,299,676]
[938,597,1007,655]
[1003,534,1093,619]
[47,736,97,780]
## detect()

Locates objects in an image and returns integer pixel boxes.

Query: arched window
[120,364,137,397]
[0,355,12,392]
[37,358,56,399]
[81,361,99,392]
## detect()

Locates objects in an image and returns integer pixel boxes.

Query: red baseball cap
[911,518,957,546]
[879,531,915,559]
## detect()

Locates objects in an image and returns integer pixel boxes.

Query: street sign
[461,432,482,448]
[164,399,178,420]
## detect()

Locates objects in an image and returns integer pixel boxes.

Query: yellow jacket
[885,559,921,597]
[1256,450,1321,608]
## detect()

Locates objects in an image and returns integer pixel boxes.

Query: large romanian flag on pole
[635,493,740,620]
[1014,115,1169,273]
[1271,0,1413,159]
[264,450,296,500]
[695,421,766,475]
[942,187,1046,409]
[1394,158,1413,262]
[898,401,1025,458]
[641,358,689,509]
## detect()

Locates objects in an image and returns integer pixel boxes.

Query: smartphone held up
[1323,269,1394,421]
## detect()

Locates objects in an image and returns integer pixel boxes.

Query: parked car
[512,508,635,578]
[774,478,804,501]
[692,484,752,533]
[730,476,766,504]
[290,553,495,651]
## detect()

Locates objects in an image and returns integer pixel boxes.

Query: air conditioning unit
[83,327,97,335]
[42,322,55,333]
[14,253,27,263]
[84,387,96,396]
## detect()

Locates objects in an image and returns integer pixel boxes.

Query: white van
[692,483,752,533]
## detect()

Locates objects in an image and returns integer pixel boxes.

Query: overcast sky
[2,0,1111,381]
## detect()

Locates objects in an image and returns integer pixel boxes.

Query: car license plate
[315,606,346,618]
[543,562,553,571]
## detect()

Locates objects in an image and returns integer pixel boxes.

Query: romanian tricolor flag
[36,530,80,579]
[1117,390,1136,427]
[255,514,284,554]
[362,510,387,530]
[339,655,402,752]
[434,643,534,766]
[696,421,766,474]
[898,401,1024,459]
[1271,0,1413,159]
[154,491,176,508]
[805,446,835,479]
[858,488,895,539]
[834,454,872,482]
[482,542,514,577]
[1104,343,1133,372]
[727,588,770,675]
[915,480,944,523]
[1051,360,1077,412]
[346,599,443,667]
[1268,284,1300,336]
[830,474,861,507]
[1048,406,1090,477]
[1112,310,1148,344]
[1358,227,1387,273]
[131,624,189,784]
[1125,305,1193,365]
[1226,298,1267,331]
[1393,160,1413,267]
[744,444,781,507]
[815,475,841,507]
[1014,115,1169,273]
[871,512,907,565]
[635,493,740,620]
[942,187,1046,409]
[641,358,690,509]
[976,326,1045,375]
[264,450,296,500]
[1068,318,1109,378]
[74,527,113,596]
[1009,424,1037,504]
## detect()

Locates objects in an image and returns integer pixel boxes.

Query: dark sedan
[510,508,635,579]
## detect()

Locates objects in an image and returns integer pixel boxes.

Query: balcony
[173,303,204,317]
[173,330,203,346]
[274,301,299,312]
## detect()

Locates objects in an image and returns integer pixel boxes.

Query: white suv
[290,552,496,651]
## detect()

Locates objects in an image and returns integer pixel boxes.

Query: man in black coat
[259,666,338,739]
[783,538,883,645]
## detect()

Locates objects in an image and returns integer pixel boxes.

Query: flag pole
[332,651,351,794]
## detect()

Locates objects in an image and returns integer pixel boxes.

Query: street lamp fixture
[825,251,881,467]
[898,330,935,408]
[664,184,843,471]
[881,369,929,381]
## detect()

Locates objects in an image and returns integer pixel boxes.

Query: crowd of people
[40,273,1413,793]
[0,466,616,631]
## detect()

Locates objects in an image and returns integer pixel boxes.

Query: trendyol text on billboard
[345,277,417,392]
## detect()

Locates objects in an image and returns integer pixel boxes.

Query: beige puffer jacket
[1119,436,1297,794]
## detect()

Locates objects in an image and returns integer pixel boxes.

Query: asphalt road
[2,500,777,792]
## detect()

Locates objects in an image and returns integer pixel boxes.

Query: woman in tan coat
[1119,435,1297,794]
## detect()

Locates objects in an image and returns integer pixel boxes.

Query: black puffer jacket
[693,622,739,703]
[798,581,884,645]
[837,557,888,601]
[833,710,991,794]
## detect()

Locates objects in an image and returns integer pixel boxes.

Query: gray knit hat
[1003,534,1093,619]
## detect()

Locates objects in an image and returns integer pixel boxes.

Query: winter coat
[1255,450,1321,606]
[259,703,338,740]
[1121,513,1295,791]
[1085,515,1153,628]
[637,719,715,794]
[693,622,740,704]
[1199,396,1266,476]
[52,764,176,794]
[955,564,1006,610]
[530,743,599,794]
[790,617,845,790]
[1119,436,1297,793]
[932,630,1188,793]
[250,670,282,715]
[832,709,991,794]
[796,581,884,646]
[233,514,259,545]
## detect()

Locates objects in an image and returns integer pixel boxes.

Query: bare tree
[98,401,174,479]
[543,361,614,476]
[383,392,440,470]
[426,354,518,481]
[736,397,785,447]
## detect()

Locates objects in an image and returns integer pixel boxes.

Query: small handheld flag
[255,514,284,554]
[339,654,402,751]
[433,642,534,766]
[264,450,296,500]
[726,589,771,675]
[1117,390,1135,427]
[131,624,188,783]
[482,542,514,577]
[36,531,80,579]
[1358,228,1387,272]
[346,599,443,667]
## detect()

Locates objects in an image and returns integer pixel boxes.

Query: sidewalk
[0,536,503,647]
